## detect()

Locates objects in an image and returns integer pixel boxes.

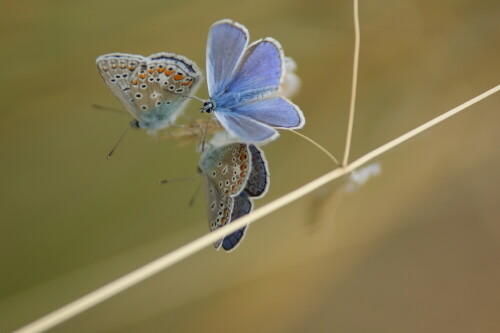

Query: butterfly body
[204,19,305,143]
[97,52,202,131]
[199,142,269,251]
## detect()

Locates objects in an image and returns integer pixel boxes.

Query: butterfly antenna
[107,124,130,159]
[288,129,340,166]
[92,104,128,115]
[188,181,203,207]
[158,173,201,184]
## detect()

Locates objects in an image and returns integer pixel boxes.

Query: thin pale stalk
[342,0,360,166]
[288,129,340,166]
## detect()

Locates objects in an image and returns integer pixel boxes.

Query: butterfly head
[201,100,215,113]
[130,119,141,129]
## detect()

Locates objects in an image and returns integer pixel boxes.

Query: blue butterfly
[201,19,305,143]
[199,141,269,251]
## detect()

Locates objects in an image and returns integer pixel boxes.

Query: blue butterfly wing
[215,110,279,143]
[215,38,283,108]
[222,192,253,252]
[233,97,304,129]
[207,20,249,98]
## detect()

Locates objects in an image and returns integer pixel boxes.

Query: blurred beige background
[1,0,499,332]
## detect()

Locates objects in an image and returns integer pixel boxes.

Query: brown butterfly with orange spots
[96,52,202,133]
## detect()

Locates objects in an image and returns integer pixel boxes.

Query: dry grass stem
[342,0,360,166]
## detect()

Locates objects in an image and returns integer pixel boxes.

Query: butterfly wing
[128,52,202,129]
[206,19,249,98]
[199,143,252,249]
[215,38,283,108]
[221,144,269,251]
[230,97,304,129]
[215,111,279,143]
[245,145,270,198]
[202,176,233,250]
[220,144,270,251]
[96,53,146,118]
[222,192,252,252]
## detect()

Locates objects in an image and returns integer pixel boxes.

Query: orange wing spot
[128,65,136,71]
[138,73,147,79]
[157,68,165,73]
[111,64,117,69]
[132,79,139,85]
[181,81,192,86]
[240,172,246,178]
[241,163,247,171]
[221,217,227,224]
[119,64,126,69]
[147,69,155,74]
[240,153,247,161]
[164,70,174,76]
[173,74,184,81]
